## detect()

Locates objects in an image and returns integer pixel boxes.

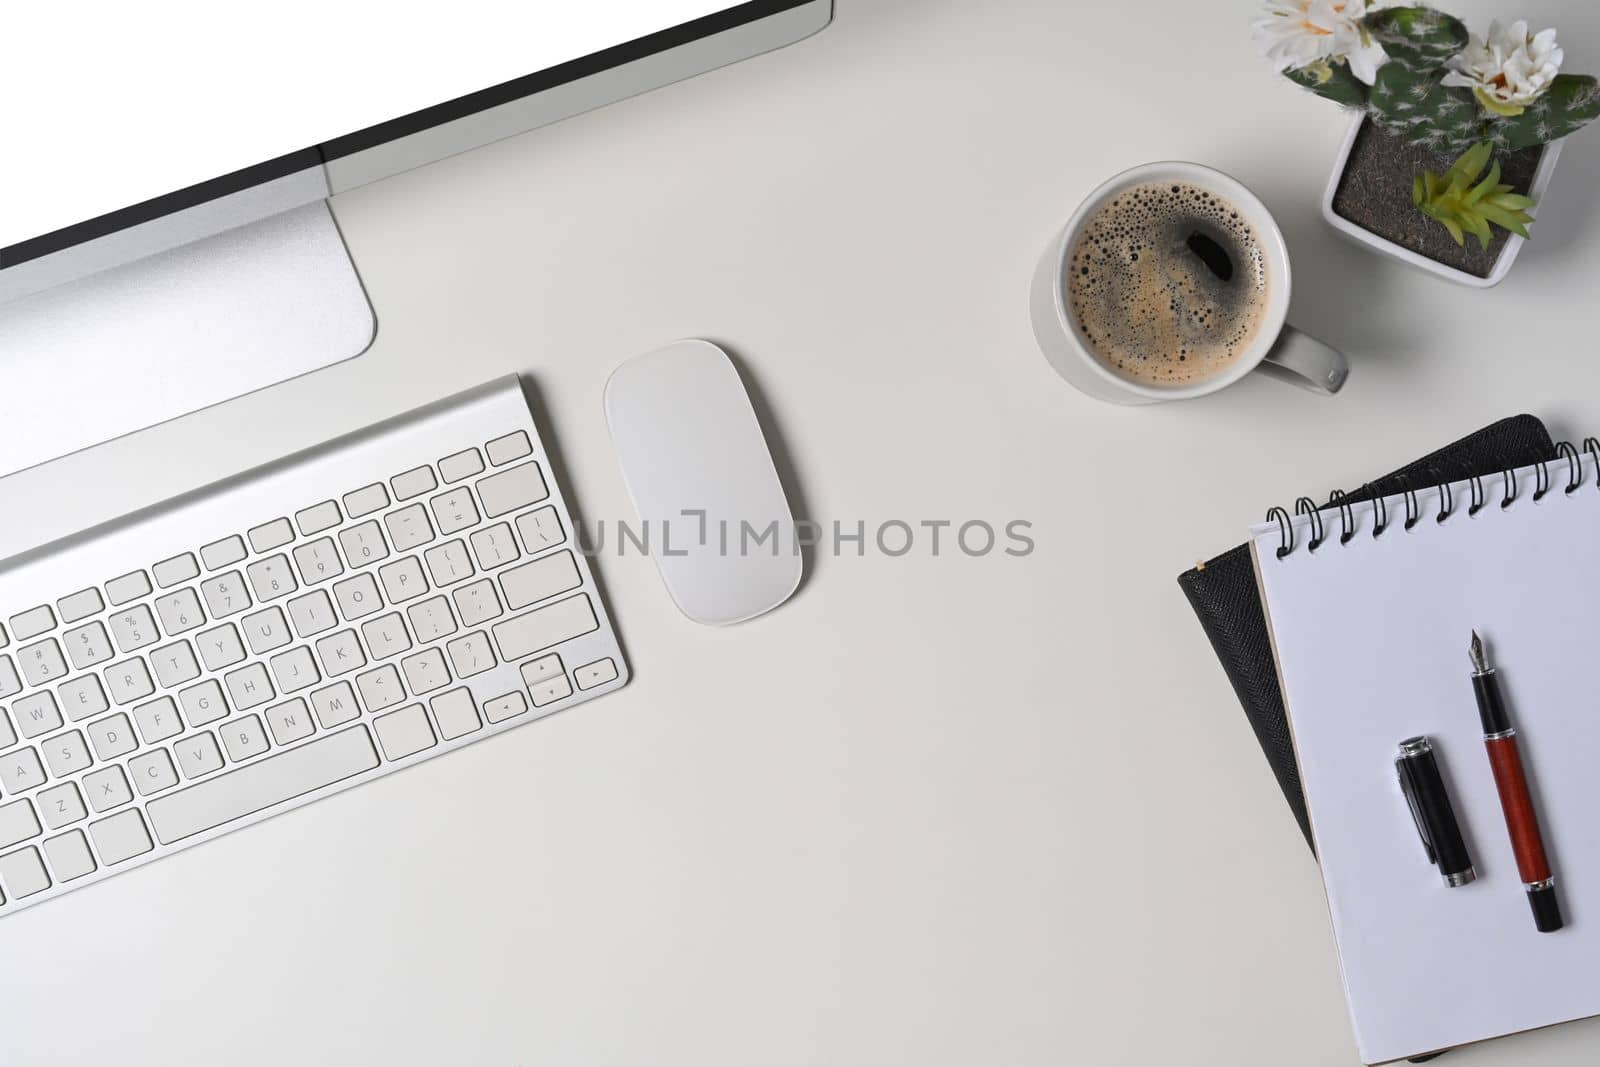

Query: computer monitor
[2,0,830,299]
[0,0,830,476]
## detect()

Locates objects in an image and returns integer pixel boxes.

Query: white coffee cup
[1030,161,1348,405]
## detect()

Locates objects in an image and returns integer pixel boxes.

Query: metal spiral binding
[1266,443,1593,560]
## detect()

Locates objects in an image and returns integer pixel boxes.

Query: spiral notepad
[1251,442,1600,1064]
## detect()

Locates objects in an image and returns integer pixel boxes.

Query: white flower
[1254,0,1388,85]
[1443,20,1563,116]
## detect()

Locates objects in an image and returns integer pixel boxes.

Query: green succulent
[1411,141,1537,247]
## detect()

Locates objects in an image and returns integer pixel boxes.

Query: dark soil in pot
[1332,119,1544,277]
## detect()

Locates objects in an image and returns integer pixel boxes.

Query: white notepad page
[1252,455,1600,1064]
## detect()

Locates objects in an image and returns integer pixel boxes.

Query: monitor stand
[0,201,374,479]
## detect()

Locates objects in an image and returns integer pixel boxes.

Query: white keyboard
[0,376,628,917]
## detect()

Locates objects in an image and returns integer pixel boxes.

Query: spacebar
[147,726,380,845]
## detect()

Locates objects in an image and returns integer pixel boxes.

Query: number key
[292,537,346,585]
[339,521,390,568]
[109,605,159,653]
[19,639,67,686]
[64,621,113,670]
[246,554,299,602]
[200,571,252,619]
[155,589,206,635]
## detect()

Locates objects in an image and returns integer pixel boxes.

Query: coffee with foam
[1066,181,1269,388]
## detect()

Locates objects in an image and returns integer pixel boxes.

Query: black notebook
[1177,414,1556,850]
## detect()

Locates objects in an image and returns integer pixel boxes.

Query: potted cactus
[1256,4,1600,286]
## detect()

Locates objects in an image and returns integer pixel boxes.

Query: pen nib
[1469,630,1490,673]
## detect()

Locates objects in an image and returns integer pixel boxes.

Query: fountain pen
[1470,631,1563,933]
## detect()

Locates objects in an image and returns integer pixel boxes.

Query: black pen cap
[1397,736,1476,887]
[1529,884,1564,932]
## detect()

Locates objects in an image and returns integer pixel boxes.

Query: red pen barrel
[1484,734,1552,885]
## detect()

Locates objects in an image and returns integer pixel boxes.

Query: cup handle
[1258,324,1349,395]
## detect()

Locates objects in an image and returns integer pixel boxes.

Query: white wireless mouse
[605,341,802,626]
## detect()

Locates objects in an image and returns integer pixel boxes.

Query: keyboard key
[265,698,315,745]
[59,675,108,721]
[269,646,320,694]
[470,523,521,570]
[515,506,566,552]
[0,847,50,898]
[356,664,407,713]
[197,623,246,671]
[288,590,338,638]
[153,553,200,589]
[339,521,390,568]
[38,783,86,830]
[241,607,291,656]
[151,640,200,688]
[63,621,114,670]
[19,639,68,686]
[0,624,6,649]
[154,589,206,635]
[42,730,91,777]
[109,605,159,653]
[246,555,298,602]
[293,537,345,585]
[407,596,457,643]
[134,697,183,744]
[400,648,450,695]
[453,579,503,627]
[0,656,18,698]
[483,691,528,723]
[486,431,531,466]
[333,573,383,621]
[343,483,389,519]
[374,705,435,760]
[384,503,434,552]
[0,708,13,750]
[391,465,437,501]
[5,748,46,792]
[175,732,225,779]
[310,682,360,729]
[15,692,63,738]
[9,606,56,642]
[43,830,95,881]
[528,673,573,708]
[520,654,563,686]
[379,556,428,603]
[147,725,378,844]
[431,688,481,740]
[361,613,413,660]
[200,571,252,619]
[84,766,133,812]
[224,663,275,711]
[178,680,230,728]
[423,540,475,587]
[439,448,485,483]
[89,809,153,864]
[445,632,496,678]
[0,800,41,849]
[105,571,152,606]
[248,518,294,553]
[430,486,480,535]
[477,462,548,518]
[106,658,155,705]
[493,594,598,661]
[57,588,104,624]
[88,713,138,760]
[200,535,248,571]
[130,749,179,796]
[315,630,366,677]
[221,715,271,761]
[500,550,581,611]
[295,500,342,536]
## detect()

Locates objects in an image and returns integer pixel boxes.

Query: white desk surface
[5,0,1600,1063]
